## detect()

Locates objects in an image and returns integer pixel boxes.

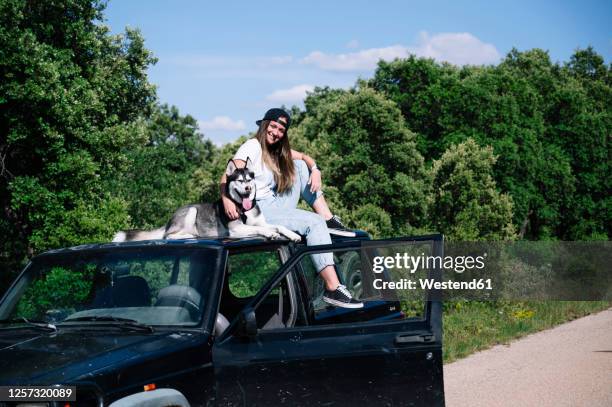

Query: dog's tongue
[242,198,253,211]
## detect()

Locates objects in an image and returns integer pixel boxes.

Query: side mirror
[238,307,257,338]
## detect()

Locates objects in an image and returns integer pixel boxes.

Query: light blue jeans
[257,160,334,272]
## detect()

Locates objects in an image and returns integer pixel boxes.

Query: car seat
[155,285,230,333]
[155,285,202,321]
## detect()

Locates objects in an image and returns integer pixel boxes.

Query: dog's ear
[245,157,254,171]
[226,159,237,176]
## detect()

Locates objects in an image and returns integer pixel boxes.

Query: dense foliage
[428,139,515,241]
[0,0,157,289]
[369,49,610,240]
[291,87,430,236]
[105,104,216,228]
[1,0,610,295]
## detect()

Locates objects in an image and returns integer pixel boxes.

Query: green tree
[429,139,516,241]
[292,87,429,236]
[108,104,217,228]
[554,48,611,239]
[0,0,157,289]
[369,56,458,158]
[370,49,610,240]
[566,46,608,80]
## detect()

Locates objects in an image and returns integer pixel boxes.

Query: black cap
[256,108,291,128]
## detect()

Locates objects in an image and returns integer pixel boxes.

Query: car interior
[69,251,217,325]
[215,246,312,335]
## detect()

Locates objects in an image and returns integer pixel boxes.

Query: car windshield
[0,246,220,327]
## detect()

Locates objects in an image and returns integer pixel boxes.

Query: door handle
[395,333,435,344]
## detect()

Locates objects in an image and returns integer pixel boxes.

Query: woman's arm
[291,149,317,170]
[291,149,321,193]
[220,159,246,219]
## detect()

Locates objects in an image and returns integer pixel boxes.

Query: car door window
[300,249,371,313]
[227,250,282,298]
[218,248,285,325]
[298,244,431,325]
[221,238,440,336]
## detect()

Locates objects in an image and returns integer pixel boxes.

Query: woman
[220,108,362,309]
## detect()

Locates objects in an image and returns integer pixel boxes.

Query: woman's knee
[299,209,325,225]
[293,159,308,173]
[293,159,310,182]
[293,159,321,205]
[303,212,328,234]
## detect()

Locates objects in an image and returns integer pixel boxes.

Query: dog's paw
[263,230,281,239]
[287,232,301,242]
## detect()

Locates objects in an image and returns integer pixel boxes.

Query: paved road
[444,308,612,407]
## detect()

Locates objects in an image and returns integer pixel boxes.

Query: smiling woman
[218,108,363,309]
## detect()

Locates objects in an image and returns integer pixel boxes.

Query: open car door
[212,235,444,407]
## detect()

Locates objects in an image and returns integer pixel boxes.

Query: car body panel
[213,235,445,406]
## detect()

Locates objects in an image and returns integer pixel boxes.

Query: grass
[443,300,611,363]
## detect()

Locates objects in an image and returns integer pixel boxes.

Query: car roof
[38,231,371,257]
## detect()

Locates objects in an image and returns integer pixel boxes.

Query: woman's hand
[308,168,322,193]
[222,195,240,220]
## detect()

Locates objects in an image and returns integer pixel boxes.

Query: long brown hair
[255,119,295,194]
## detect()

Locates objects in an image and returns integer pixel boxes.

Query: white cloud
[198,116,246,131]
[265,84,315,103]
[408,31,500,66]
[302,32,500,71]
[302,46,408,71]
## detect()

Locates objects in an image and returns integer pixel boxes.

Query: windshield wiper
[0,317,58,333]
[64,316,154,332]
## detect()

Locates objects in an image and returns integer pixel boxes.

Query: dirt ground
[444,307,612,407]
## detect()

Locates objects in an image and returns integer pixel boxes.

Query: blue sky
[104,0,611,145]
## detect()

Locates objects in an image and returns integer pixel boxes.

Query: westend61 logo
[371,252,492,291]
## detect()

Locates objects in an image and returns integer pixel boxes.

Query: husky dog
[112,158,301,242]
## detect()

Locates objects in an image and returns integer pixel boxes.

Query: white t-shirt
[233,138,276,199]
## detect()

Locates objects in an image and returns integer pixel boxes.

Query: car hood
[0,326,207,384]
